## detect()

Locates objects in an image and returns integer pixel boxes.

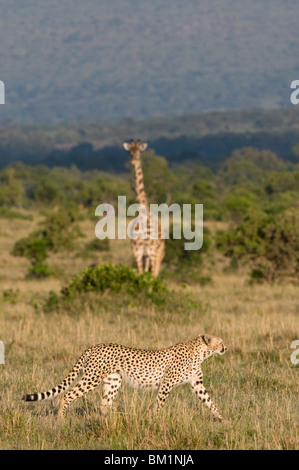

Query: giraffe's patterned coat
[123,140,165,276]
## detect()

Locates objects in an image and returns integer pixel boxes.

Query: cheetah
[22,334,227,422]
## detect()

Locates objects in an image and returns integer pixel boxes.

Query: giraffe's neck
[134,161,149,209]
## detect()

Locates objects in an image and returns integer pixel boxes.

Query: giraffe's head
[123,139,148,165]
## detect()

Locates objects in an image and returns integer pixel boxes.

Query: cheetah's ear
[202,334,212,346]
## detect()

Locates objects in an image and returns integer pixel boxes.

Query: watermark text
[290,80,299,105]
[0,81,4,104]
[0,341,4,364]
[95,196,203,250]
[290,340,299,365]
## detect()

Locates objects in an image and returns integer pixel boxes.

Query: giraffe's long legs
[135,255,144,274]
[144,255,150,272]
[150,242,165,276]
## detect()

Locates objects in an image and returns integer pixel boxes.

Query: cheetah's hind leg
[57,375,103,421]
[100,373,122,414]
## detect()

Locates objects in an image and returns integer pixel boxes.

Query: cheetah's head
[201,334,227,355]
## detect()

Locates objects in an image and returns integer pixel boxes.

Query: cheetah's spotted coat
[22,334,227,421]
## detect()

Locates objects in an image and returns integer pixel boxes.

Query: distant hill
[0,0,299,125]
[1,108,299,171]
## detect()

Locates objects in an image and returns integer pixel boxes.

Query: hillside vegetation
[1,107,299,171]
[1,0,299,124]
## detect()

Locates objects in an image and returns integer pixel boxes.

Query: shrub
[44,263,199,314]
[11,208,83,278]
[40,208,84,252]
[27,262,53,279]
[216,209,299,282]
[33,181,62,204]
[0,208,33,220]
[223,187,259,221]
[162,224,212,284]
[61,263,168,300]
[12,236,51,264]
[84,238,110,252]
[0,167,24,207]
[1,288,20,303]
[164,225,210,266]
[11,235,53,279]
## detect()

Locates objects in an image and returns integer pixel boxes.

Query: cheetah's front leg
[154,382,172,412]
[154,373,181,412]
[190,375,224,422]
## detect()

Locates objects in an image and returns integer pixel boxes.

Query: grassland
[0,213,298,450]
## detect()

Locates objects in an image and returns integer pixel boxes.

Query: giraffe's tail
[21,351,87,402]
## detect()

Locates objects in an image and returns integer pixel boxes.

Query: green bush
[12,236,51,264]
[216,209,299,282]
[33,181,62,204]
[223,187,259,221]
[1,288,20,303]
[40,209,84,252]
[84,238,110,252]
[164,224,211,266]
[162,224,212,283]
[62,263,168,300]
[44,263,201,314]
[27,262,53,279]
[0,208,33,220]
[0,167,24,207]
[11,235,53,279]
[11,208,83,278]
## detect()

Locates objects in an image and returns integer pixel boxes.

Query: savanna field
[0,208,298,450]
[2,0,299,455]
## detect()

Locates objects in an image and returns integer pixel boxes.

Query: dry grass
[0,212,298,450]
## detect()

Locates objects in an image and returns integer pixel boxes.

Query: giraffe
[123,139,165,276]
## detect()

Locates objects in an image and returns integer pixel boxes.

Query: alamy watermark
[0,340,4,364]
[0,80,5,104]
[290,80,299,105]
[95,196,203,250]
[290,340,299,365]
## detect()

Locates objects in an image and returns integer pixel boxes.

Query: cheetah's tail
[21,351,87,402]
